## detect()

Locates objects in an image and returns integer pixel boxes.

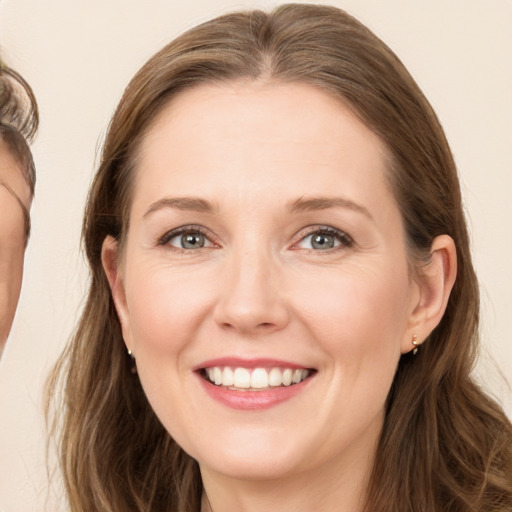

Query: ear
[401,234,457,354]
[101,235,133,352]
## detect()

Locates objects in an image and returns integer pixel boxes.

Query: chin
[183,423,326,482]
[198,451,304,481]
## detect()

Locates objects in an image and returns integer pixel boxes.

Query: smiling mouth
[201,366,314,391]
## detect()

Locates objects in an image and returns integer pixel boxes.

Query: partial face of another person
[104,82,432,482]
[0,139,31,349]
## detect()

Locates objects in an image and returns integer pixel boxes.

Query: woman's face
[108,82,423,482]
[0,141,31,349]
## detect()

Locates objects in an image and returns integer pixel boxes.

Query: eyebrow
[143,196,216,218]
[143,195,373,221]
[287,196,373,220]
[0,181,31,243]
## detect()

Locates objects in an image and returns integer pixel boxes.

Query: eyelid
[158,224,218,248]
[290,225,354,251]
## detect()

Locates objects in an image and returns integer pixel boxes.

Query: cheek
[124,262,215,354]
[292,260,411,365]
[288,263,411,439]
[122,265,214,426]
[0,216,25,342]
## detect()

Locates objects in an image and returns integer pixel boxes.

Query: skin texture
[102,82,456,512]
[0,140,31,349]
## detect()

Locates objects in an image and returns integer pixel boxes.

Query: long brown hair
[47,4,512,511]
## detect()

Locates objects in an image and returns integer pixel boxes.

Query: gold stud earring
[412,334,419,355]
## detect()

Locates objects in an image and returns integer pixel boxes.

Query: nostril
[213,290,290,334]
[218,320,282,334]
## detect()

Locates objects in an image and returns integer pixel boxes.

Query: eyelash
[157,225,354,252]
[158,225,214,249]
[292,226,354,252]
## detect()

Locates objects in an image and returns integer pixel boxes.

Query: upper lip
[193,357,314,371]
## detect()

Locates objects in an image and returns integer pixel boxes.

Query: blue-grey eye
[310,233,336,250]
[296,229,349,251]
[168,231,211,249]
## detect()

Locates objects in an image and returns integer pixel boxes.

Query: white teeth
[292,369,303,384]
[222,367,234,386]
[269,367,283,386]
[251,368,269,389]
[233,367,251,388]
[205,366,311,389]
[282,369,292,386]
[213,367,222,385]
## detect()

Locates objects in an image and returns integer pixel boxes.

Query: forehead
[132,81,394,213]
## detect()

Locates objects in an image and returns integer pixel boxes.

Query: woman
[0,60,38,353]
[48,4,512,511]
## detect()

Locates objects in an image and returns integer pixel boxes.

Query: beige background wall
[0,0,510,510]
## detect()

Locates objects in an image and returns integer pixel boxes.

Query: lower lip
[197,374,313,410]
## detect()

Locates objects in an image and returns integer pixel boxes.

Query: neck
[200,443,375,512]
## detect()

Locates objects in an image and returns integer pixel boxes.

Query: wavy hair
[47,4,512,511]
[0,58,39,239]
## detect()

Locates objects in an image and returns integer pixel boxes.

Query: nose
[213,247,290,335]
